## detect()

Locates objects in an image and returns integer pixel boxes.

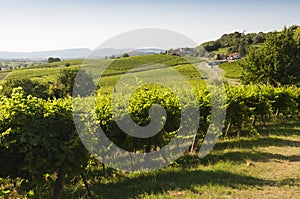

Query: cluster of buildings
[165,48,242,61]
[214,52,241,61]
[166,48,197,56]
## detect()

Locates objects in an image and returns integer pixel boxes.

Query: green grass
[55,120,300,199]
[253,43,265,49]
[219,59,245,79]
[211,47,230,55]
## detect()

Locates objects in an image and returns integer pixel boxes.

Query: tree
[122,53,130,58]
[1,78,49,99]
[50,68,95,98]
[238,39,248,57]
[252,32,265,44]
[242,27,300,86]
[48,57,61,63]
[201,41,221,52]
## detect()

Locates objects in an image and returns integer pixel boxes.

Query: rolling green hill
[1,55,209,94]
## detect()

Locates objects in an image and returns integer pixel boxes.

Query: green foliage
[0,78,49,99]
[122,53,130,58]
[0,83,300,197]
[199,31,264,55]
[88,54,209,152]
[95,85,185,152]
[0,89,89,197]
[51,68,95,98]
[7,67,61,83]
[200,40,221,52]
[219,59,245,79]
[95,83,300,151]
[57,68,79,97]
[224,85,300,136]
[48,57,61,63]
[242,27,300,86]
[252,32,266,44]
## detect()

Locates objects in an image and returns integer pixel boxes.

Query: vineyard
[0,54,300,198]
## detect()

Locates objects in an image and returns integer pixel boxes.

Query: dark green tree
[252,32,265,44]
[122,53,130,58]
[242,27,300,86]
[48,57,61,63]
[1,78,49,99]
[51,68,95,98]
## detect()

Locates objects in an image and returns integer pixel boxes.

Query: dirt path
[0,72,11,80]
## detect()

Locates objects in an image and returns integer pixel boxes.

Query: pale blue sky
[0,0,299,51]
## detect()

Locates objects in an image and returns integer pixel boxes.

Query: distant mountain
[0,48,166,60]
[91,48,132,58]
[0,48,92,59]
[127,48,166,56]
[69,48,166,58]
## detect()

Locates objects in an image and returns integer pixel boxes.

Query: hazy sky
[1,0,300,52]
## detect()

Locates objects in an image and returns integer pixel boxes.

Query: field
[1,55,239,90]
[219,59,245,80]
[4,59,84,83]
[211,47,231,55]
[2,55,209,92]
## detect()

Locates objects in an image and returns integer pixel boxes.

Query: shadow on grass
[213,137,300,151]
[66,120,300,198]
[256,120,300,137]
[89,168,295,199]
[204,151,300,164]
[224,119,300,138]
[175,152,300,168]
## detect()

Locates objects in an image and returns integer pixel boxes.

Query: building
[227,52,241,60]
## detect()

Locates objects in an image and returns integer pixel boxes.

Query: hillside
[198,25,300,57]
[0,54,207,95]
[198,25,300,85]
